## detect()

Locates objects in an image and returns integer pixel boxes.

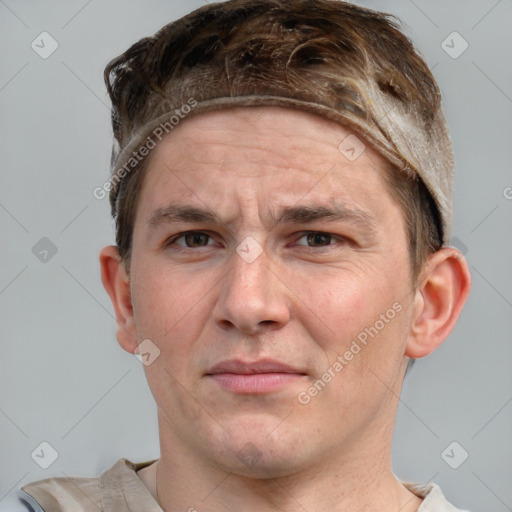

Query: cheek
[291,261,412,408]
[301,297,411,423]
[130,265,216,412]
[130,262,213,358]
[291,265,400,354]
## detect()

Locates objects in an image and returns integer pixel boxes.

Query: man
[17,0,471,510]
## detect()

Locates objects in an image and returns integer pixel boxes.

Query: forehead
[135,106,399,224]
[155,106,376,154]
[141,106,391,185]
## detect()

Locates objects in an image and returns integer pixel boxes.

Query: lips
[206,359,306,394]
[206,358,306,375]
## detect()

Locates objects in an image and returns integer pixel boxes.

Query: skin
[100,107,471,512]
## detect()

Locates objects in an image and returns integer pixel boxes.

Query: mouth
[205,359,307,394]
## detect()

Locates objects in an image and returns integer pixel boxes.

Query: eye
[296,231,342,247]
[168,231,215,248]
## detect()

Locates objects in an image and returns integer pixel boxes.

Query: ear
[99,245,138,354]
[405,247,471,359]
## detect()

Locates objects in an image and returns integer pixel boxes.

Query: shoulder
[17,458,157,512]
[404,481,470,512]
[12,490,46,512]
[18,473,101,512]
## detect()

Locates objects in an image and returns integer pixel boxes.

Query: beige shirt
[18,458,469,512]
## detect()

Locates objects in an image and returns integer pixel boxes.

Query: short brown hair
[104,0,445,279]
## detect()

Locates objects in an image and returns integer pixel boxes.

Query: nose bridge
[213,240,290,332]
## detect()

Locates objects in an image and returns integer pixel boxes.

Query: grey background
[1,1,511,510]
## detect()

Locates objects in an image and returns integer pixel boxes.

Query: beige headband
[109,94,454,244]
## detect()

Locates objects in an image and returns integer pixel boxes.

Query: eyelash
[165,230,346,250]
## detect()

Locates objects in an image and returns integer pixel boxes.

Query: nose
[213,243,291,335]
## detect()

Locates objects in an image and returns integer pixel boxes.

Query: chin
[210,423,314,479]
[222,448,306,479]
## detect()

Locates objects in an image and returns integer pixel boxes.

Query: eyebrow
[147,203,377,233]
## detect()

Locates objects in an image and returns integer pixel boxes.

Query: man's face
[128,106,416,476]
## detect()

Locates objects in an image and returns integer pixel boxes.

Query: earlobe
[99,245,138,354]
[405,247,471,359]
